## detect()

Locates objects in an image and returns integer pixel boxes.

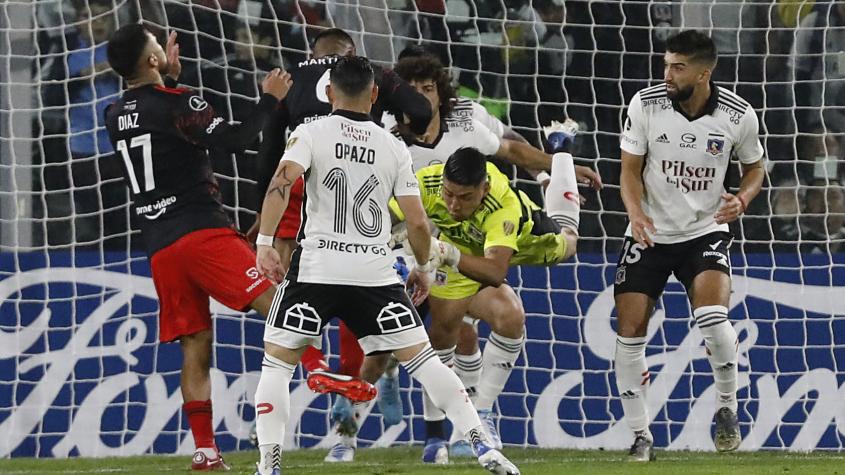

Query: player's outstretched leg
[694,305,740,451]
[545,152,581,234]
[398,343,520,475]
[301,345,331,373]
[306,370,377,402]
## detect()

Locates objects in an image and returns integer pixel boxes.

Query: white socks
[545,152,580,233]
[475,332,523,411]
[694,305,738,412]
[421,346,456,422]
[614,335,651,437]
[454,349,482,403]
[255,353,295,472]
[402,345,482,437]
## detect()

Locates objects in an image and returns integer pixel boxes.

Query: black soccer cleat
[714,407,741,452]
[627,434,656,462]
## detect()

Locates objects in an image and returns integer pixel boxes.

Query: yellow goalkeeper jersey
[393,162,566,266]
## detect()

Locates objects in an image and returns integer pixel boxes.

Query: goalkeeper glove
[388,224,408,249]
[402,237,461,272]
[431,237,461,271]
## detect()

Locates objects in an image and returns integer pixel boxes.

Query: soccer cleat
[477,409,502,450]
[254,444,281,475]
[542,118,579,152]
[191,450,231,471]
[627,434,656,462]
[449,439,475,458]
[324,442,355,463]
[306,370,377,403]
[474,442,520,475]
[422,437,449,464]
[376,373,403,426]
[714,407,741,452]
[330,395,358,437]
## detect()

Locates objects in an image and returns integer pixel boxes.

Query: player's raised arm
[176,69,291,153]
[379,68,432,136]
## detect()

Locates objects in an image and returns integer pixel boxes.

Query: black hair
[398,44,431,61]
[107,23,150,78]
[394,54,455,118]
[330,55,374,96]
[444,148,488,186]
[665,30,718,66]
[313,28,354,49]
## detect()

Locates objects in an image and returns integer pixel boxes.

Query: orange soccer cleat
[306,371,377,403]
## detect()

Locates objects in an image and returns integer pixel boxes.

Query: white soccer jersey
[282,110,420,286]
[451,97,506,139]
[620,83,764,244]
[382,109,501,171]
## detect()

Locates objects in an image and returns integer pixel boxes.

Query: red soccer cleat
[191,450,231,471]
[306,371,377,403]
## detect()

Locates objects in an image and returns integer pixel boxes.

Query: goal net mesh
[0,0,844,457]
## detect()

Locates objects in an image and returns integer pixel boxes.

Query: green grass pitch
[1,447,843,474]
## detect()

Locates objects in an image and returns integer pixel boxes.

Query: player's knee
[263,341,303,366]
[615,312,649,338]
[490,303,525,338]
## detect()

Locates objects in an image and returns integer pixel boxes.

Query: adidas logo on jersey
[656,133,669,143]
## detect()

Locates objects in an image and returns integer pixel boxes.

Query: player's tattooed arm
[258,160,305,239]
[267,164,296,199]
[256,160,305,283]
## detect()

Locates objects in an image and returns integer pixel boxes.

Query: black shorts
[613,231,733,300]
[263,280,429,355]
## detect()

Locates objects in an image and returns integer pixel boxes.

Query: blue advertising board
[1,251,844,457]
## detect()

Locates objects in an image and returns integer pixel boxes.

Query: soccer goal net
[1,0,844,458]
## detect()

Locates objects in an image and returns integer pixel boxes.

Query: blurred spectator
[66,1,117,159]
[203,20,280,120]
[66,1,125,244]
[777,1,845,250]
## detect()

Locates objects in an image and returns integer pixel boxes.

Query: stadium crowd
[32,0,843,253]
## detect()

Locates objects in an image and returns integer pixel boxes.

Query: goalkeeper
[390,146,585,445]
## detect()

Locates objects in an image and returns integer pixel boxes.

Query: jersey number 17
[116,133,155,194]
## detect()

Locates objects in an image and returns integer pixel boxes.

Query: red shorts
[275,177,304,239]
[150,227,273,342]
